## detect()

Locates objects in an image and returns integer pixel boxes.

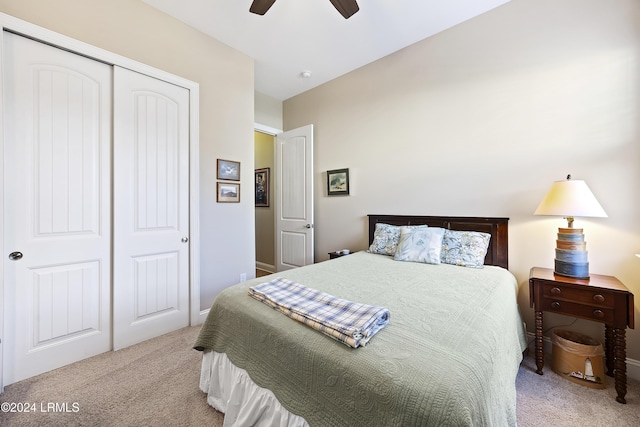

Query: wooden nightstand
[328,250,351,259]
[529,267,634,403]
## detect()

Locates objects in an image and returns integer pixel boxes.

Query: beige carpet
[1,325,638,426]
[517,351,640,427]
[0,326,222,427]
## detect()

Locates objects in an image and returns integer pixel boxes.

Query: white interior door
[275,125,314,271]
[2,32,112,384]
[113,67,190,350]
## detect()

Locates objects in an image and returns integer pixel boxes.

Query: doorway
[254,131,276,275]
[254,124,314,273]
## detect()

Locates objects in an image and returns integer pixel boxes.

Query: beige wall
[255,91,283,131]
[284,0,640,362]
[0,0,256,310]
[255,131,275,270]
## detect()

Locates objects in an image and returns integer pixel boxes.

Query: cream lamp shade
[534,174,607,227]
[534,174,607,279]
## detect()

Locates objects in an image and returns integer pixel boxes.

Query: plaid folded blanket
[248,278,390,348]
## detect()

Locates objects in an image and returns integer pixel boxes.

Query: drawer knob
[593,294,605,303]
[550,287,562,295]
[551,301,561,310]
[593,309,604,319]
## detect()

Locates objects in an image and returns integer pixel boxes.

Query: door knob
[181,237,189,243]
[8,251,23,260]
[305,224,312,229]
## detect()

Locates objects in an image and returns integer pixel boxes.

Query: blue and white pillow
[368,223,428,256]
[394,227,446,264]
[440,230,491,268]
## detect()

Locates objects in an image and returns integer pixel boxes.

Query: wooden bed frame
[368,214,509,269]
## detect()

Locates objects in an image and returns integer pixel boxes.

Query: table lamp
[534,174,607,279]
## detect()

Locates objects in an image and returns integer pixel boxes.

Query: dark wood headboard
[367,215,509,269]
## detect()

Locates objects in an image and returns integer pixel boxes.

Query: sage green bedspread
[194,251,527,426]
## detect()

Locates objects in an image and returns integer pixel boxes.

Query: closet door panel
[113,66,190,350]
[2,32,112,385]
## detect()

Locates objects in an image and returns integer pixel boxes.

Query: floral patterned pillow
[440,230,491,268]
[394,227,445,264]
[368,223,428,256]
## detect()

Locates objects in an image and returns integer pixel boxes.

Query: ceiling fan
[250,0,359,19]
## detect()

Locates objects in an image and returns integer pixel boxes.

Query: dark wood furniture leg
[605,325,614,376]
[535,310,544,375]
[613,327,627,404]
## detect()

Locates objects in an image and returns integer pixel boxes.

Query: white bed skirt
[199,350,309,427]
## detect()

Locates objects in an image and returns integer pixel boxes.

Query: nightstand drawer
[542,283,615,308]
[541,297,615,323]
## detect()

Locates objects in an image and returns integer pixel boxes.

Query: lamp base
[554,259,589,279]
[553,227,590,279]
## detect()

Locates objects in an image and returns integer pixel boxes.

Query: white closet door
[2,32,112,384]
[113,67,190,350]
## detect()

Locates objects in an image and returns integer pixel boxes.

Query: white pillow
[368,223,428,256]
[394,227,445,264]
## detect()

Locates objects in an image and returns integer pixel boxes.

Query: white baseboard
[525,331,640,381]
[256,262,275,274]
[629,357,640,381]
[197,262,271,327]
[196,308,210,325]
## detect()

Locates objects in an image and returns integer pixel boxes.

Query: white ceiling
[142,0,511,101]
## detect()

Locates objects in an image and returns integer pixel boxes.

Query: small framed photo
[217,182,240,203]
[217,159,240,181]
[327,168,350,196]
[255,168,270,207]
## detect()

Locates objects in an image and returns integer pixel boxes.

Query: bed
[195,215,527,426]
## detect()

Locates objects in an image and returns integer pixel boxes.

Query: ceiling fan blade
[250,0,277,16]
[329,0,359,19]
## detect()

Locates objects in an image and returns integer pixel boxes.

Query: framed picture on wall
[255,168,270,207]
[217,159,240,181]
[327,168,349,196]
[217,182,240,203]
